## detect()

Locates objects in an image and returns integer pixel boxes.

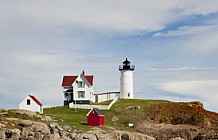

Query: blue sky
[1,0,218,112]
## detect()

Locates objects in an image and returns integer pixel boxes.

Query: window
[77,81,85,88]
[78,91,85,98]
[128,93,130,97]
[107,94,111,99]
[27,99,30,105]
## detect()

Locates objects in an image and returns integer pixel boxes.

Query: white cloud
[158,80,218,110]
[153,25,218,37]
[1,0,218,34]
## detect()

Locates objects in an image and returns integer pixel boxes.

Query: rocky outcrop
[193,133,218,140]
[135,122,205,140]
[0,109,155,140]
[0,122,155,140]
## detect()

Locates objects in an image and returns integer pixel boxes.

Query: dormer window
[77,81,85,88]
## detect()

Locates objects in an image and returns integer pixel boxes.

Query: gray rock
[27,136,35,140]
[82,133,97,140]
[115,130,155,140]
[32,121,48,128]
[19,120,33,127]
[32,124,43,132]
[124,106,141,110]
[9,109,37,117]
[0,128,5,139]
[5,128,21,140]
[171,137,185,140]
[0,123,6,128]
[5,117,20,122]
[121,133,129,140]
[34,132,43,140]
[49,122,59,128]
[112,116,119,122]
[43,134,56,140]
[20,128,29,139]
[34,114,43,119]
[43,116,53,121]
[67,132,77,139]
[41,127,50,135]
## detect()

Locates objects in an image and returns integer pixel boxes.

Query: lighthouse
[119,58,135,99]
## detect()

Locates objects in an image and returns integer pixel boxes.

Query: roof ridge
[29,95,43,106]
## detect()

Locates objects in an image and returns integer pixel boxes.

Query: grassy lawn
[44,99,167,130]
[91,100,113,105]
[44,106,92,130]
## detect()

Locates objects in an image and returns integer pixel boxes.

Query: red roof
[83,75,94,86]
[62,76,78,87]
[62,75,94,87]
[29,95,43,106]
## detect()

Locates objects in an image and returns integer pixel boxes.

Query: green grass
[91,100,112,105]
[44,106,91,130]
[44,99,168,130]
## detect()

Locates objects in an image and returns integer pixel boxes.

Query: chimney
[82,70,85,75]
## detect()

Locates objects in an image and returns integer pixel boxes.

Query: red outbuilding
[87,108,104,126]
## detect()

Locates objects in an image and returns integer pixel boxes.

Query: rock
[121,133,129,140]
[32,121,48,128]
[34,132,43,139]
[5,117,20,122]
[32,124,43,132]
[43,116,53,121]
[124,106,141,110]
[27,136,35,140]
[193,133,218,140]
[9,109,37,117]
[82,133,97,140]
[0,128,5,139]
[189,101,204,109]
[41,127,50,135]
[0,123,6,128]
[135,122,201,140]
[171,137,185,140]
[43,134,56,140]
[67,132,77,139]
[112,116,119,122]
[19,120,33,127]
[34,114,43,119]
[0,110,8,116]
[49,122,59,129]
[53,132,61,139]
[60,135,72,140]
[5,129,21,139]
[20,128,29,139]
[115,130,155,140]
[63,125,72,132]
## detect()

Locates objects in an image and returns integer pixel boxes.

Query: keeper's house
[62,71,95,105]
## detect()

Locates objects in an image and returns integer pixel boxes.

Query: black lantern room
[119,58,135,71]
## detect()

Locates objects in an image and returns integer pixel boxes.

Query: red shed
[87,108,104,126]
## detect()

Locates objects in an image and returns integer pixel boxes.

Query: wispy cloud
[153,25,218,37]
[158,80,218,110]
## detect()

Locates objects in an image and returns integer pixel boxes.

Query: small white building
[62,71,95,105]
[19,95,43,114]
[94,92,120,103]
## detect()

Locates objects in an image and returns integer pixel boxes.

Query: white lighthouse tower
[119,58,135,99]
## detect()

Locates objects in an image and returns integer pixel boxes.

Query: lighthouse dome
[119,58,135,71]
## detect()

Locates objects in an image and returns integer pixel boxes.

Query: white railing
[69,97,118,110]
[108,96,118,110]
